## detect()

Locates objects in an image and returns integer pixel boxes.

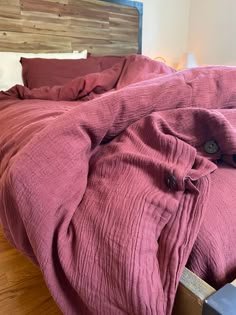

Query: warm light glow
[177,52,198,70]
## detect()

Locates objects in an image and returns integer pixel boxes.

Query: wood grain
[231,278,236,287]
[0,226,61,315]
[173,268,215,315]
[0,0,140,55]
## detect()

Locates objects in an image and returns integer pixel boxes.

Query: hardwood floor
[0,226,61,315]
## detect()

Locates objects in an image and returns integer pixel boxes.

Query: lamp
[177,52,198,70]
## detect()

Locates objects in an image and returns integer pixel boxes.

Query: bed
[1,1,236,315]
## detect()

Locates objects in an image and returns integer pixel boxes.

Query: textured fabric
[18,54,175,94]
[187,160,236,289]
[1,56,236,315]
[21,54,169,89]
[21,56,101,89]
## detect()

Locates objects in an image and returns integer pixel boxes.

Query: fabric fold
[1,58,236,314]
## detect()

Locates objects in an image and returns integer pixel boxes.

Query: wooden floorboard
[0,226,61,315]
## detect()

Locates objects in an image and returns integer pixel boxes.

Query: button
[165,173,177,190]
[204,140,219,154]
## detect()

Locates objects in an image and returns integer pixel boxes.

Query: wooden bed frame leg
[172,268,215,315]
[173,268,236,315]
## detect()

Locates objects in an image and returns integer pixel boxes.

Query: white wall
[137,0,191,66]
[188,0,236,65]
[140,0,236,67]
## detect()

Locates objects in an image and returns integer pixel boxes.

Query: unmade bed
[0,1,236,315]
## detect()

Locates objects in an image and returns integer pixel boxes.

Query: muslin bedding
[0,54,236,315]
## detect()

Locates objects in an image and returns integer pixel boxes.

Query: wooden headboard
[0,0,143,55]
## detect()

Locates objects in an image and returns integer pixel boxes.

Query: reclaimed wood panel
[0,1,21,19]
[0,0,140,55]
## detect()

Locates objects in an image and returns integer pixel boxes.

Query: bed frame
[0,0,142,55]
[0,0,236,314]
[173,268,236,315]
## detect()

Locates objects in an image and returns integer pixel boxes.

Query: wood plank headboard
[0,0,143,55]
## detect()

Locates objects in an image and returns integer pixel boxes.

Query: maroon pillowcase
[21,55,126,89]
[87,55,125,71]
[21,58,100,89]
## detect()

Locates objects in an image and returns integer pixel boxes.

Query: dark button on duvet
[165,173,177,190]
[204,140,219,154]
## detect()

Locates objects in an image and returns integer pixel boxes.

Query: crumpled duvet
[0,55,236,315]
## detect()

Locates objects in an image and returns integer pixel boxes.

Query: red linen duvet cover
[0,54,236,315]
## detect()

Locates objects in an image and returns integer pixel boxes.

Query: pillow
[21,57,101,89]
[0,50,87,91]
[88,55,125,71]
[21,55,125,89]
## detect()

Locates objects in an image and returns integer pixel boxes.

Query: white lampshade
[178,52,198,70]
